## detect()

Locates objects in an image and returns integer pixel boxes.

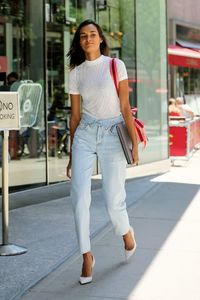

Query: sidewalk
[1,150,200,300]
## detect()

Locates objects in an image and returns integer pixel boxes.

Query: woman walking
[66,19,138,285]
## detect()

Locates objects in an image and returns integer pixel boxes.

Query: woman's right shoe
[79,256,95,285]
[125,227,137,261]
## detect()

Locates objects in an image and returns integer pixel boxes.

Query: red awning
[168,44,200,69]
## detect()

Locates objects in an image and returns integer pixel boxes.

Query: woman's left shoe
[79,256,95,285]
[125,227,137,261]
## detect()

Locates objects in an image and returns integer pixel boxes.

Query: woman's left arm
[119,79,139,165]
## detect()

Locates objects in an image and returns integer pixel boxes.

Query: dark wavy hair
[67,19,109,69]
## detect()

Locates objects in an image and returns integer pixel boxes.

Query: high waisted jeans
[71,113,130,254]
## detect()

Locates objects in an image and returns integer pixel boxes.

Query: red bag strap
[110,58,119,96]
[110,58,148,148]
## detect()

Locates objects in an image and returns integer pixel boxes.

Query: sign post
[0,92,27,255]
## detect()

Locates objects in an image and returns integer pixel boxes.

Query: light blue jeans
[71,113,130,254]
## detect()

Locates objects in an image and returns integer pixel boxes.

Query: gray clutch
[116,123,134,165]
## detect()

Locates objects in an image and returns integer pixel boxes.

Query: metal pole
[2,129,9,244]
[108,6,111,32]
[43,0,49,185]
[0,129,27,256]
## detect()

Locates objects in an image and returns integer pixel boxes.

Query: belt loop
[97,125,103,144]
[110,124,115,132]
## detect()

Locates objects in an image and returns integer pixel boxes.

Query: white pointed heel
[79,256,95,285]
[125,227,137,261]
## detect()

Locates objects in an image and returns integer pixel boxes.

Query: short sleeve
[116,59,128,82]
[69,68,80,94]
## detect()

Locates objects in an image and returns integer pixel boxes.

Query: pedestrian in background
[66,19,138,285]
[168,98,181,117]
[0,71,19,91]
[175,96,195,118]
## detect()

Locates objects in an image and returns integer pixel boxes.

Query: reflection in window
[0,0,46,187]
[177,67,200,95]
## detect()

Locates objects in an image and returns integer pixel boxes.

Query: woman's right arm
[66,94,81,178]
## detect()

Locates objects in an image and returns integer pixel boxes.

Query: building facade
[168,0,200,111]
[0,0,168,189]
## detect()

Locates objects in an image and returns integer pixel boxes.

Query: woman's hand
[132,146,139,165]
[66,159,72,179]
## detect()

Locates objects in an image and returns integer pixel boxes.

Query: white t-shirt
[69,55,128,119]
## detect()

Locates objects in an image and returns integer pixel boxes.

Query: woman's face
[79,24,102,55]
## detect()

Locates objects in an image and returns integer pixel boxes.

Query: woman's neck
[85,51,101,61]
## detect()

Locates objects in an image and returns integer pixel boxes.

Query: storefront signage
[0,92,20,130]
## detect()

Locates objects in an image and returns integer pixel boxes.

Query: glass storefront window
[0,0,168,189]
[120,1,136,107]
[46,0,136,182]
[173,23,200,98]
[0,0,45,188]
[46,0,97,183]
[96,1,136,105]
[176,67,200,95]
[136,0,168,162]
[176,24,200,44]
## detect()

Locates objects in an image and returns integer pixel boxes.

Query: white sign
[0,92,20,130]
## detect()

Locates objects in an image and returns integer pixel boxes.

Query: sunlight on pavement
[128,210,200,299]
[150,152,200,185]
[127,183,200,300]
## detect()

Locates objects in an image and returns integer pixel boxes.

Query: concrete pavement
[1,150,200,300]
[0,171,159,300]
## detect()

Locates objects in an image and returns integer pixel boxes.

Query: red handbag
[110,58,148,148]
